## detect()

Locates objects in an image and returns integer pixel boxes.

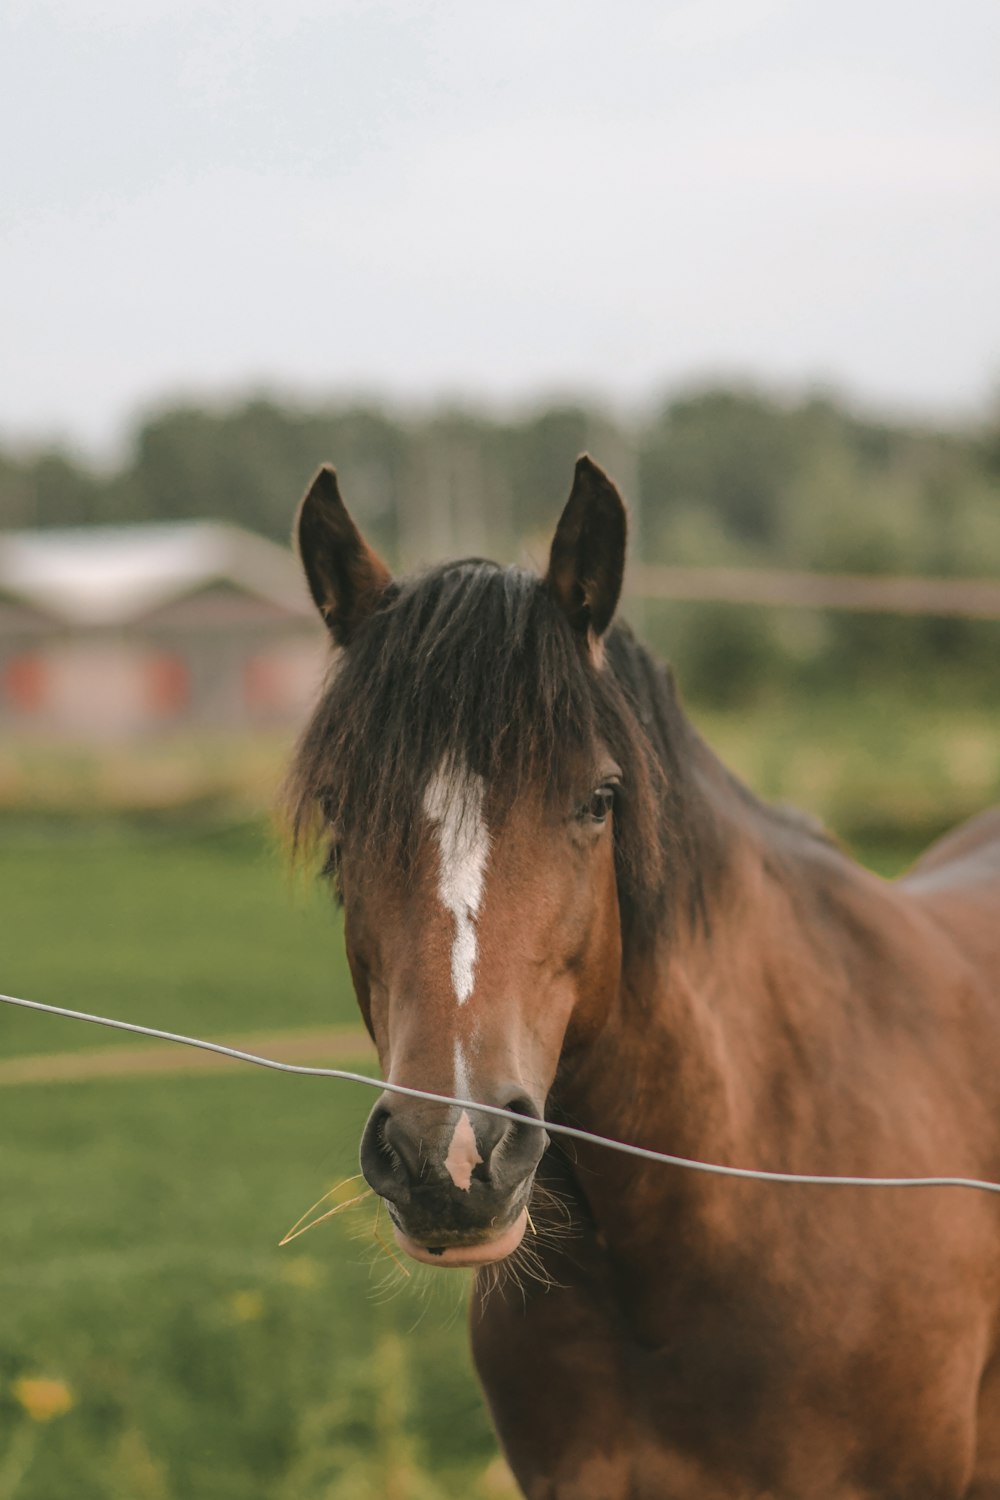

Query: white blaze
[423,760,491,1186]
[422,762,490,1005]
[454,1038,472,1099]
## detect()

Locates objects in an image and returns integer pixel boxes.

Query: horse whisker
[371,1198,412,1280]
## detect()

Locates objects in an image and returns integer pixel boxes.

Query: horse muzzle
[393,1207,530,1267]
[358,1090,547,1267]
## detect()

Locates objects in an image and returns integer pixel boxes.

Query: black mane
[285,560,715,942]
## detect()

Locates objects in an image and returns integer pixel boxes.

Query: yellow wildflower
[228,1289,265,1322]
[277,1255,322,1289]
[12,1376,74,1423]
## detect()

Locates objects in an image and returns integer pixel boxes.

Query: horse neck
[554,723,865,1243]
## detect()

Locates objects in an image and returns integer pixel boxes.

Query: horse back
[900,806,1000,973]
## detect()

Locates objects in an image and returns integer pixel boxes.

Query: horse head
[287,457,668,1267]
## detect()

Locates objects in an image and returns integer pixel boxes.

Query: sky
[3,0,999,457]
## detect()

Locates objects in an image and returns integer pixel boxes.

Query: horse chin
[392,1206,529,1269]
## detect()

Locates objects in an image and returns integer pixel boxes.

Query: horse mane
[284,559,720,945]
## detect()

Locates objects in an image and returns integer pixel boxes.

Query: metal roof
[0,522,312,626]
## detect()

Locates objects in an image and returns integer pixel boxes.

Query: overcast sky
[3,0,999,457]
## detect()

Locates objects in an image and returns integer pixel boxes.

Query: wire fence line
[629,565,1000,620]
[5,990,1000,1198]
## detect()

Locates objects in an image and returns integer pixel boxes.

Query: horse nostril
[503,1098,536,1122]
[372,1109,390,1150]
[359,1104,413,1206]
[503,1093,542,1122]
[483,1093,547,1191]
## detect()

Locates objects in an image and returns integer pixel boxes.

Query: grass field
[0,1073,504,1500]
[0,695,996,1498]
[0,821,356,1059]
[0,821,517,1500]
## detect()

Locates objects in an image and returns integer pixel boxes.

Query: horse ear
[545,455,627,649]
[295,465,392,645]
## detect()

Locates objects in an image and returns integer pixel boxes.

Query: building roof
[0,521,313,627]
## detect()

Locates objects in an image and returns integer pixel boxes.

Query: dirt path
[0,1026,375,1087]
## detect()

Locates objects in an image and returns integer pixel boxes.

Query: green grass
[0,822,355,1059]
[0,825,513,1499]
[0,1073,502,1500]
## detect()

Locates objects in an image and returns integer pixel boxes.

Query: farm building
[0,522,326,738]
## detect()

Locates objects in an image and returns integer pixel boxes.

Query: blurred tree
[1,384,996,704]
[640,388,802,552]
[0,448,102,529]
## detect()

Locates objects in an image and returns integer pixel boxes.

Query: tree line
[2,384,998,703]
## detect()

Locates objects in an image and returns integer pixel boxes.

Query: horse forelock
[284,559,708,946]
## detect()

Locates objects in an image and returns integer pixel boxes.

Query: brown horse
[287,457,1000,1499]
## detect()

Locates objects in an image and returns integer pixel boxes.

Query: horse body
[473,783,1000,1498]
[287,457,1000,1498]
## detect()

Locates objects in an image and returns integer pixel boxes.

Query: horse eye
[581,786,615,824]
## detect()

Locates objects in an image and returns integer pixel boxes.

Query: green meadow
[0,690,996,1498]
[0,827,510,1500]
[0,820,355,1058]
[0,1074,503,1500]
